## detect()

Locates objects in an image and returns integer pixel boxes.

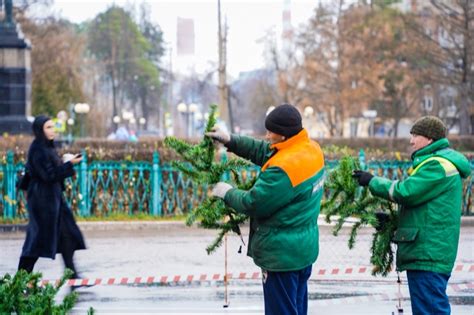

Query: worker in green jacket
[353,116,471,315]
[206,104,325,315]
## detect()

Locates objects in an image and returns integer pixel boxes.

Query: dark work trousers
[262,265,312,315]
[18,220,78,278]
[407,270,451,315]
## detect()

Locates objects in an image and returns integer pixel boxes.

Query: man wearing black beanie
[206,103,325,315]
[264,104,303,140]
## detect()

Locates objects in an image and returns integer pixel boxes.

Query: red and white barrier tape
[312,263,474,276]
[40,264,474,287]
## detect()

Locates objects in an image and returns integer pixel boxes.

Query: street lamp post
[303,106,314,118]
[195,111,204,133]
[303,106,315,138]
[178,103,200,138]
[177,102,189,138]
[74,103,90,138]
[188,103,198,137]
[67,118,74,143]
[139,117,146,131]
[122,110,134,132]
[113,115,121,130]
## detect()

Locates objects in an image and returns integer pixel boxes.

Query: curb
[460,216,474,227]
[0,220,186,233]
[2,216,474,233]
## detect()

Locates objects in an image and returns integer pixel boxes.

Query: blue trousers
[262,265,312,315]
[407,270,451,315]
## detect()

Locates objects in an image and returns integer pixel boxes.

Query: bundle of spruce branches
[321,156,398,276]
[164,104,254,254]
[0,269,96,314]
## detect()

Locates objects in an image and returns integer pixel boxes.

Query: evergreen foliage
[165,104,254,254]
[321,156,398,276]
[0,269,83,314]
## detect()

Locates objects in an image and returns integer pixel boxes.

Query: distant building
[177,17,195,56]
[282,0,293,43]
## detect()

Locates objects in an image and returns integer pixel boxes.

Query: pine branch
[321,155,398,276]
[165,104,253,254]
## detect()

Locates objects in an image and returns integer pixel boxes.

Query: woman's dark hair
[32,115,53,146]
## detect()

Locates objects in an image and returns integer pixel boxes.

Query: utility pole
[168,45,174,137]
[217,0,230,128]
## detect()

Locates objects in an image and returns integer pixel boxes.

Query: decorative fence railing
[1,150,473,219]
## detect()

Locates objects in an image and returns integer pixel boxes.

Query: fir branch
[170,161,202,181]
[200,104,218,166]
[348,221,362,249]
[321,155,398,276]
[165,104,252,254]
[206,228,227,254]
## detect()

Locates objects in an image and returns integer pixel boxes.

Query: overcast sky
[46,0,319,77]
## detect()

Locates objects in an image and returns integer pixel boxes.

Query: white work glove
[211,182,233,199]
[205,126,231,144]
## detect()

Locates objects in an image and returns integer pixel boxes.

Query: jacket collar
[270,129,309,151]
[411,138,450,161]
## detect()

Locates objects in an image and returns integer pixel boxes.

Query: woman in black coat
[18,115,86,278]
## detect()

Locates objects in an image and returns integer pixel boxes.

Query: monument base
[0,23,32,135]
[0,25,29,49]
[0,116,32,134]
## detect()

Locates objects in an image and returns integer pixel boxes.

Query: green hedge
[1,135,473,163]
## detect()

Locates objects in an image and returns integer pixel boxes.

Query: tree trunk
[140,87,149,130]
[111,74,117,125]
[458,83,472,135]
[392,118,400,138]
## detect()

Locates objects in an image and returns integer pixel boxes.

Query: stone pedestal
[0,24,32,134]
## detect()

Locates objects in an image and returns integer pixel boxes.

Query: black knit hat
[410,116,447,141]
[265,104,303,139]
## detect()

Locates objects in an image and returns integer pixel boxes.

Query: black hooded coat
[21,116,86,259]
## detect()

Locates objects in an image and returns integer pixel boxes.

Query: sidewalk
[2,215,474,233]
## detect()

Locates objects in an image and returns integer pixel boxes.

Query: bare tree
[273,1,348,136]
[231,69,279,135]
[347,5,431,137]
[406,0,473,134]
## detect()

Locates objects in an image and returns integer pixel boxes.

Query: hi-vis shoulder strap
[388,156,458,201]
[411,156,459,177]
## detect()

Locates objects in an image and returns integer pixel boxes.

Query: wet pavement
[1,222,473,314]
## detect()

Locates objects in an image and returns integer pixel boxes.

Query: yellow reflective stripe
[411,157,458,177]
[438,159,460,177]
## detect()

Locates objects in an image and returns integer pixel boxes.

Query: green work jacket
[369,138,471,274]
[224,129,325,271]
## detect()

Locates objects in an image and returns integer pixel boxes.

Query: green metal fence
[1,150,473,219]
